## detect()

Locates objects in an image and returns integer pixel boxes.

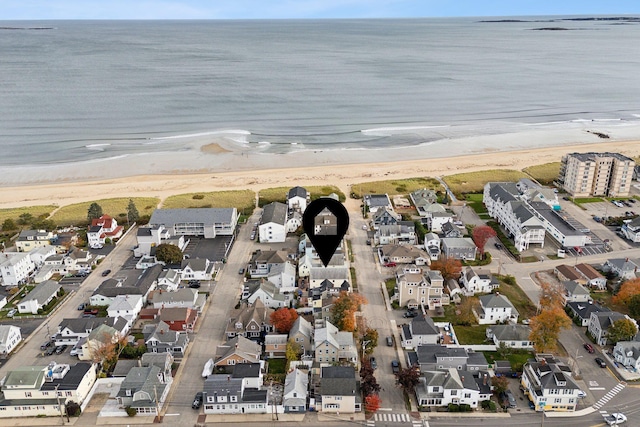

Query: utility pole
[55,384,65,425]
[154,384,160,417]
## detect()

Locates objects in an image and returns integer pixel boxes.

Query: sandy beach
[2,138,640,210]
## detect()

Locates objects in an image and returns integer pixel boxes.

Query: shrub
[125,406,137,417]
[192,194,205,200]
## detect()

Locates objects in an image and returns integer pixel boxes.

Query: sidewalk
[204,413,306,423]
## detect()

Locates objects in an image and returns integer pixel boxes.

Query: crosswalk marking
[374,412,411,422]
[592,382,626,410]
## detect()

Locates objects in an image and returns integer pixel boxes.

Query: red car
[584,343,595,353]
[384,262,397,267]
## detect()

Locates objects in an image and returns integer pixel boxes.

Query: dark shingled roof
[40,363,93,391]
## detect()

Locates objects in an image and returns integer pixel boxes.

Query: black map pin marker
[302,197,349,267]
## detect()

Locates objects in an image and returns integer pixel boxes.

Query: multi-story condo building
[558,152,635,197]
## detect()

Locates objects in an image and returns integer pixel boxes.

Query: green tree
[285,339,301,366]
[127,199,140,225]
[87,202,103,222]
[1,218,16,231]
[361,328,379,355]
[155,243,184,264]
[17,213,33,226]
[628,294,640,319]
[31,218,56,231]
[607,318,639,344]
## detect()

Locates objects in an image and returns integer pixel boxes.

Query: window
[24,392,32,398]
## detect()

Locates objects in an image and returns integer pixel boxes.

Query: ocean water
[1,17,640,167]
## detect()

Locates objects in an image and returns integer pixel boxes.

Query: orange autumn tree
[537,281,565,310]
[612,278,640,305]
[331,291,367,331]
[529,281,571,353]
[431,257,462,281]
[365,394,382,413]
[472,225,497,256]
[270,308,299,333]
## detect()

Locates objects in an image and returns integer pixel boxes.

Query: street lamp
[361,340,371,362]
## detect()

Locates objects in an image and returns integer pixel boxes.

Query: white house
[415,368,482,409]
[287,186,309,213]
[245,280,289,309]
[562,281,591,305]
[612,339,640,371]
[87,214,123,249]
[28,246,57,267]
[0,325,22,357]
[460,266,499,295]
[424,232,441,260]
[622,216,640,243]
[266,262,297,293]
[318,366,361,413]
[149,288,199,309]
[149,208,239,239]
[474,293,518,325]
[203,375,268,415]
[486,324,534,350]
[17,280,61,314]
[283,368,309,413]
[157,269,181,291]
[107,294,143,331]
[588,311,634,346]
[521,356,582,412]
[0,252,36,287]
[180,258,214,281]
[259,202,288,243]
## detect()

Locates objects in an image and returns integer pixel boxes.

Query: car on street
[45,346,56,356]
[369,357,377,369]
[494,242,503,249]
[40,341,52,351]
[595,357,607,368]
[188,281,201,289]
[101,269,111,277]
[250,232,256,240]
[7,308,17,318]
[391,360,400,374]
[386,336,394,346]
[584,343,595,353]
[604,413,627,425]
[630,199,636,204]
[192,392,203,409]
[384,262,396,267]
[77,303,86,311]
[238,268,245,275]
[577,390,587,398]
[403,311,418,318]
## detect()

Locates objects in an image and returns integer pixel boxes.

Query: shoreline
[2,138,640,209]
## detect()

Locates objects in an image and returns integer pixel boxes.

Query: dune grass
[350,177,442,199]
[522,162,561,185]
[51,197,160,226]
[0,205,57,227]
[443,170,528,197]
[162,190,256,213]
[258,186,345,207]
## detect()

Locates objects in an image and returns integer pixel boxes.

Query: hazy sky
[3,0,639,20]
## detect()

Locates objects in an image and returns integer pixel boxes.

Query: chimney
[540,358,546,366]
[461,376,464,383]
[483,373,488,385]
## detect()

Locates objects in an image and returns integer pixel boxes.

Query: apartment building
[558,152,635,197]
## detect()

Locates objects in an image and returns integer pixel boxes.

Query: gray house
[143,321,189,356]
[440,238,477,261]
[116,366,169,416]
[415,344,488,373]
[283,368,309,413]
[588,311,634,346]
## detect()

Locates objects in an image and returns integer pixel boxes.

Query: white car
[604,413,627,425]
[577,390,587,398]
[7,308,17,318]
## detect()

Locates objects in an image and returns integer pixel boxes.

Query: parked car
[369,357,377,369]
[386,336,394,346]
[403,311,418,318]
[7,308,17,318]
[577,390,587,398]
[45,346,57,356]
[595,357,607,368]
[630,199,636,204]
[101,269,111,277]
[84,308,99,316]
[494,242,503,249]
[40,341,52,351]
[238,268,245,275]
[188,280,201,288]
[584,343,595,353]
[604,413,627,425]
[384,262,397,267]
[192,392,203,410]
[391,360,400,374]
[55,345,68,355]
[501,390,517,408]
[77,303,86,311]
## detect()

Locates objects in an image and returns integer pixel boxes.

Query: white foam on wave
[85,143,111,151]
[361,125,450,135]
[257,141,271,145]
[151,129,251,140]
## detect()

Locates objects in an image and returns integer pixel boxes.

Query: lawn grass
[573,197,604,204]
[162,190,255,213]
[268,358,286,374]
[496,275,538,320]
[463,193,487,215]
[454,325,490,345]
[443,170,528,198]
[258,185,345,207]
[51,197,160,227]
[589,290,629,316]
[350,177,442,199]
[522,162,561,185]
[483,351,534,372]
[385,278,396,297]
[0,205,58,227]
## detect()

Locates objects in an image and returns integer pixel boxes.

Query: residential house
[612,339,640,371]
[157,268,181,291]
[0,362,97,418]
[622,216,640,242]
[0,325,22,357]
[395,266,447,310]
[15,230,55,252]
[574,263,607,290]
[202,374,268,415]
[87,214,123,249]
[52,231,79,254]
[374,222,416,246]
[561,281,591,305]
[180,258,214,281]
[265,262,297,293]
[566,301,611,327]
[314,207,338,236]
[603,258,640,281]
[149,288,199,310]
[288,186,309,213]
[364,194,392,215]
[107,294,143,331]
[427,211,454,234]
[289,316,313,358]
[17,280,61,314]
[410,188,438,216]
[400,314,440,349]
[214,335,262,367]
[28,246,56,268]
[308,266,350,290]
[554,264,583,283]
[78,323,121,361]
[521,356,581,412]
[244,280,289,309]
[415,368,482,409]
[0,252,36,287]
[440,221,463,238]
[264,333,288,358]
[158,307,198,333]
[141,352,174,384]
[486,324,534,350]
[318,366,361,413]
[149,208,239,238]
[134,224,183,258]
[371,207,401,228]
[415,344,489,373]
[474,293,519,325]
[91,264,160,306]
[53,317,127,347]
[230,362,265,389]
[225,300,274,341]
[424,232,441,260]
[247,250,290,278]
[283,368,309,413]
[460,266,499,295]
[259,202,288,243]
[588,311,634,346]
[143,320,189,357]
[314,321,357,364]
[116,365,169,416]
[440,238,477,261]
[379,244,430,266]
